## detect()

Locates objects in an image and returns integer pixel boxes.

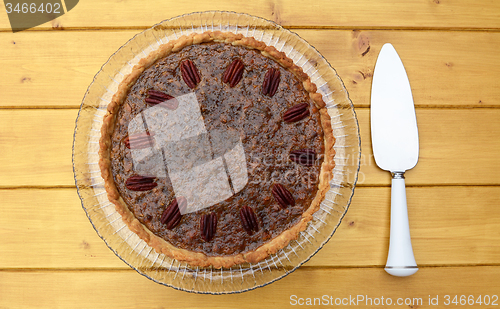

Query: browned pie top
[108,41,325,257]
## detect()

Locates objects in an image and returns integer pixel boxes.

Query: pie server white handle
[384,172,418,277]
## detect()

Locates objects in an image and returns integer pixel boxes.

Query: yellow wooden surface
[1,186,499,269]
[1,1,499,308]
[1,267,500,308]
[1,0,500,30]
[1,30,499,108]
[1,109,499,187]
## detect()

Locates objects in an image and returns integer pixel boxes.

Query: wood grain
[0,110,77,187]
[1,30,499,108]
[1,0,500,30]
[0,108,498,187]
[0,189,123,269]
[358,108,500,186]
[0,267,499,308]
[1,186,499,269]
[0,1,498,306]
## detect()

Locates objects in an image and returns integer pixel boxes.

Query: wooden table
[1,1,499,308]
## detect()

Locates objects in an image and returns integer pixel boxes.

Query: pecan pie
[99,31,335,268]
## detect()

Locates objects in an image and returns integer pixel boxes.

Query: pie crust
[99,31,335,268]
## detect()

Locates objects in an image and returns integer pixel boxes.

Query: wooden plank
[0,267,499,308]
[0,110,78,187]
[0,189,125,269]
[1,186,499,269]
[309,30,500,109]
[1,108,499,187]
[313,185,500,267]
[1,0,499,30]
[357,108,500,186]
[0,31,134,108]
[0,30,499,108]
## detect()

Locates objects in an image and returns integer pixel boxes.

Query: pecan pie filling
[101,32,335,267]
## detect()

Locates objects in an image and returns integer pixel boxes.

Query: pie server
[371,43,419,277]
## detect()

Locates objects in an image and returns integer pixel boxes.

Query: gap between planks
[0,184,499,190]
[1,26,500,33]
[1,264,500,273]
[1,106,500,110]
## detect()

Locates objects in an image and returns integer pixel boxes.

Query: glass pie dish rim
[72,10,361,294]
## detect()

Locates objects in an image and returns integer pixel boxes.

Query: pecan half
[145,90,178,109]
[200,212,217,242]
[160,197,187,230]
[180,59,201,89]
[125,175,157,191]
[262,68,281,97]
[289,149,317,166]
[239,206,259,235]
[283,103,310,123]
[272,184,295,208]
[123,132,154,149]
[223,59,245,87]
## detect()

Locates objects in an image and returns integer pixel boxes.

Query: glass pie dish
[72,11,361,294]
